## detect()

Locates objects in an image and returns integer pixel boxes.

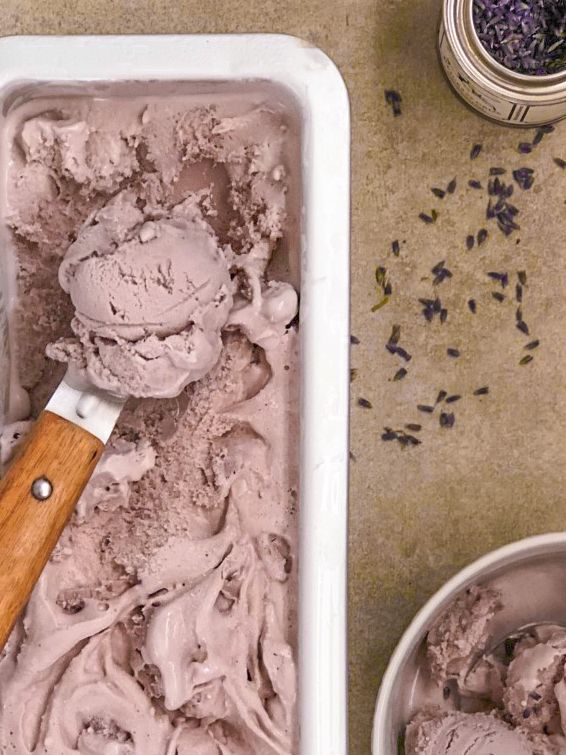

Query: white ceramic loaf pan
[0,34,351,755]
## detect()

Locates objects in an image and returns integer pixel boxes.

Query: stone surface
[2,2,566,754]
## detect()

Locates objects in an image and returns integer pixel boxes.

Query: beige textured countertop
[4,2,566,753]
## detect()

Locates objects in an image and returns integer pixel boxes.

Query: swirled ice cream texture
[2,92,300,754]
[405,586,566,754]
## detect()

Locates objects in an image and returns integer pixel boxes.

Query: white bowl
[372,533,566,754]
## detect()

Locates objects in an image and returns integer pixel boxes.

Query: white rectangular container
[0,34,350,755]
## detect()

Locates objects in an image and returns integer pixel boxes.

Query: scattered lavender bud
[470,143,482,160]
[388,324,401,345]
[473,386,489,396]
[447,178,457,194]
[385,89,402,116]
[357,398,373,409]
[391,239,400,257]
[432,187,446,199]
[468,299,477,313]
[439,412,455,428]
[394,367,408,381]
[446,395,462,403]
[468,179,482,189]
[477,228,488,245]
[525,340,540,350]
[447,348,460,358]
[436,390,448,403]
[518,143,533,154]
[395,347,412,362]
[492,292,505,302]
[417,405,435,413]
[350,335,360,345]
[419,212,435,224]
[513,167,535,190]
[517,320,530,335]
[520,355,534,365]
[466,234,475,250]
[554,157,566,169]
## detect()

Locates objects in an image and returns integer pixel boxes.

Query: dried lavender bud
[440,308,448,324]
[350,368,358,382]
[405,423,422,432]
[518,143,533,154]
[385,89,402,116]
[417,405,435,413]
[447,178,457,194]
[446,395,462,403]
[447,348,460,358]
[516,306,523,322]
[468,179,482,189]
[490,167,506,176]
[432,187,446,199]
[513,167,535,190]
[516,284,523,303]
[439,412,455,428]
[473,386,489,396]
[520,355,534,365]
[393,367,408,381]
[357,398,373,409]
[381,431,398,441]
[466,234,475,250]
[388,324,401,345]
[468,299,477,314]
[525,340,540,350]
[400,434,422,447]
[350,335,360,345]
[419,212,435,224]
[470,143,482,160]
[487,271,508,288]
[477,228,488,245]
[391,239,400,256]
[554,157,566,169]
[395,347,412,362]
[436,390,448,403]
[518,270,527,286]
[492,292,505,302]
[517,320,530,335]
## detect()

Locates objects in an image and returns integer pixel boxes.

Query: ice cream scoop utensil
[0,374,124,647]
[481,621,565,663]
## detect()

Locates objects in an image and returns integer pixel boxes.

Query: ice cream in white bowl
[373,533,566,755]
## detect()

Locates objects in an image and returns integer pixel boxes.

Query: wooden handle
[0,411,103,648]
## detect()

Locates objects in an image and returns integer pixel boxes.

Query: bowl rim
[372,531,566,754]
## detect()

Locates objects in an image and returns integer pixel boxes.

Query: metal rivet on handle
[31,477,53,501]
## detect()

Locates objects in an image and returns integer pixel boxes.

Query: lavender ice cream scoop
[405,586,566,755]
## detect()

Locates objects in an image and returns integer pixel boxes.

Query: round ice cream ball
[503,629,566,734]
[49,208,234,399]
[405,711,533,755]
[63,218,232,342]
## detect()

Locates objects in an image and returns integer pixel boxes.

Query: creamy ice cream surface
[405,587,566,755]
[0,90,300,754]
